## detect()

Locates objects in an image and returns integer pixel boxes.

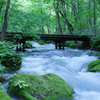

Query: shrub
[1,53,22,71]
[90,35,100,51]
[25,42,33,48]
[65,41,76,48]
[0,42,22,71]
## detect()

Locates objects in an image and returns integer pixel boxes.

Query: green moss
[25,42,33,48]
[0,90,12,100]
[1,53,22,71]
[65,41,76,48]
[90,35,100,51]
[0,42,22,71]
[88,60,100,72]
[8,73,74,100]
[95,52,100,56]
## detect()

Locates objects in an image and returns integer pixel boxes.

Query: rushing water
[5,42,100,100]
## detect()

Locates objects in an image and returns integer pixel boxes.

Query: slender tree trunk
[60,0,73,34]
[60,11,73,35]
[54,0,62,34]
[88,0,92,26]
[46,19,51,34]
[87,0,93,34]
[93,0,96,35]
[55,11,62,34]
[1,0,11,41]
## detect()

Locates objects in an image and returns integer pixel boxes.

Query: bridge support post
[62,42,65,50]
[55,41,65,50]
[55,42,58,49]
[16,39,26,52]
[59,43,61,50]
[82,40,90,49]
[22,40,26,52]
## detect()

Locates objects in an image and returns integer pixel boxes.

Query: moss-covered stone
[1,53,22,71]
[8,73,74,100]
[88,60,100,72]
[25,42,33,48]
[0,90,13,100]
[0,42,22,71]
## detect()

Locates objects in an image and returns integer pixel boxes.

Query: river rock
[88,59,100,72]
[8,73,74,100]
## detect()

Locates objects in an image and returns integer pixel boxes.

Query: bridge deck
[5,32,91,51]
[38,34,90,41]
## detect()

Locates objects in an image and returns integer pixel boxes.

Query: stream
[3,42,100,100]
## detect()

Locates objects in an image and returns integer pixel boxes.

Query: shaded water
[5,42,100,100]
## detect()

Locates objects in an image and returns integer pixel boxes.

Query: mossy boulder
[25,42,33,48]
[8,73,74,100]
[0,90,12,100]
[1,53,22,71]
[88,60,100,72]
[0,42,22,71]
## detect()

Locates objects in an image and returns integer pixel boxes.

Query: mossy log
[8,73,74,100]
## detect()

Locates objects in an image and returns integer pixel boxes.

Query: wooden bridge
[38,34,91,50]
[5,32,91,51]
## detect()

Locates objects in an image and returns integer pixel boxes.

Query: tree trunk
[60,11,73,35]
[1,0,11,41]
[71,0,78,31]
[55,11,62,34]
[93,0,96,35]
[60,0,73,34]
[54,0,62,34]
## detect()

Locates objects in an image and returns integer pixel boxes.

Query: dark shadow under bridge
[38,34,91,50]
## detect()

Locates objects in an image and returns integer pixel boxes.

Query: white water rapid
[16,42,100,100]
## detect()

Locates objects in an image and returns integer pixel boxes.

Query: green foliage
[0,63,7,84]
[25,42,33,48]
[0,89,13,100]
[0,42,22,71]
[38,40,45,45]
[0,83,4,89]
[12,80,30,89]
[13,34,23,40]
[0,65,6,75]
[0,0,100,34]
[0,41,14,54]
[1,53,22,71]
[90,35,100,51]
[95,52,100,56]
[65,41,76,48]
[22,33,40,40]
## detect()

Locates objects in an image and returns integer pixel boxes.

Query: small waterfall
[10,42,100,100]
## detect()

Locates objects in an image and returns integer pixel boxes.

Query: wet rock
[88,59,100,72]
[8,73,74,100]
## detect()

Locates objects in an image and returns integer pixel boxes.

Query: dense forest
[1,0,100,100]
[0,0,100,38]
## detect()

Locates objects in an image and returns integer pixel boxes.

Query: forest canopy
[0,0,100,35]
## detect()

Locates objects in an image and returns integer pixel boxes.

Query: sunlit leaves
[0,0,100,35]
